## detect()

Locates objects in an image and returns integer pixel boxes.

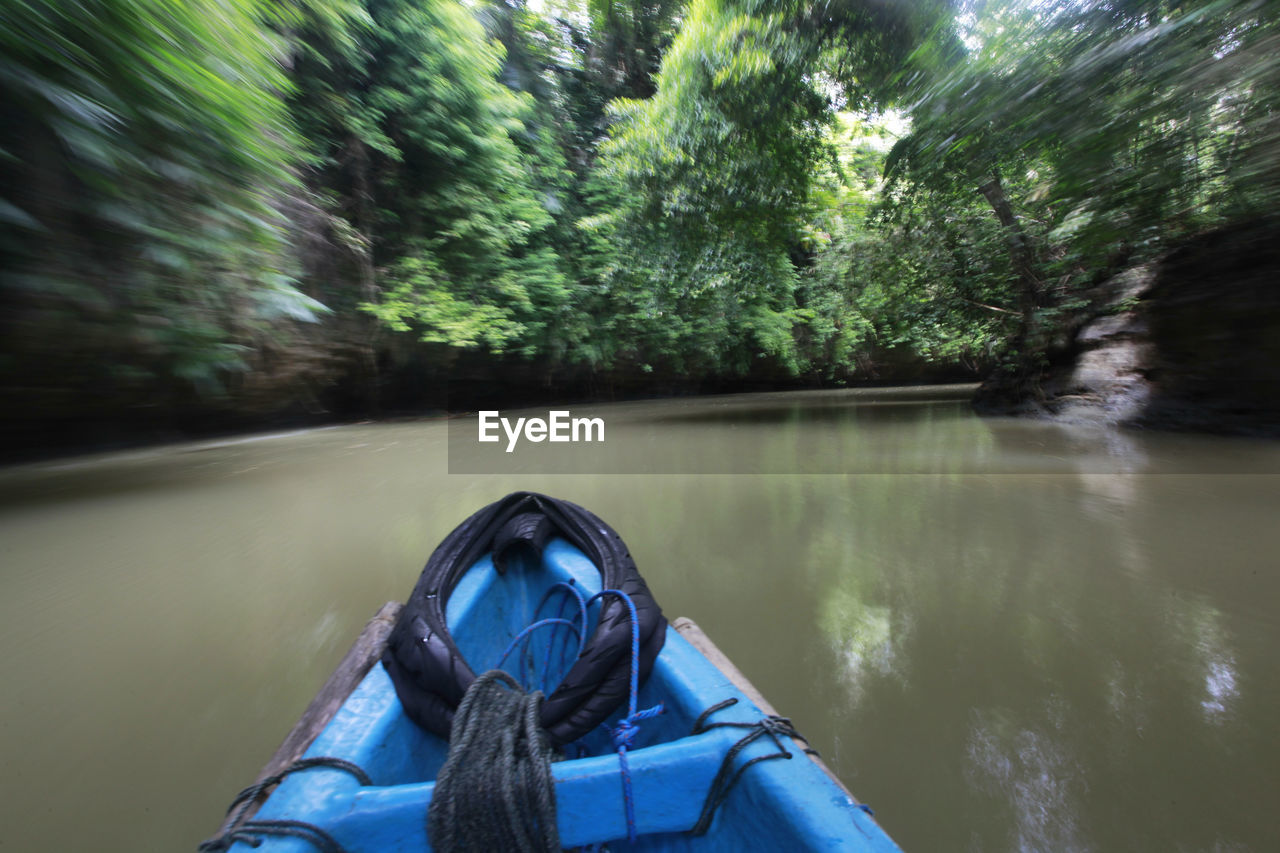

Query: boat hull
[220,539,901,852]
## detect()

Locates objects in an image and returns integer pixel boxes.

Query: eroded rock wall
[978,217,1280,435]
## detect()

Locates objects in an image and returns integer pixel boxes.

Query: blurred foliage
[804,115,1014,376]
[596,0,954,376]
[291,0,572,355]
[886,0,1280,379]
[2,0,1277,435]
[0,0,326,404]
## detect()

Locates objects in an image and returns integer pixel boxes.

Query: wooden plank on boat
[215,601,402,834]
[671,616,861,803]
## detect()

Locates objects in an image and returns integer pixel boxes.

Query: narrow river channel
[2,386,1278,851]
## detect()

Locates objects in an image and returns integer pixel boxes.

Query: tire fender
[382,492,667,745]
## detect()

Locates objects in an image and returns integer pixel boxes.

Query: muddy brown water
[2,386,1278,851]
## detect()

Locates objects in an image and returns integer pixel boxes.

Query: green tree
[0,0,323,409]
[597,0,953,376]
[291,0,574,356]
[804,115,1012,377]
[887,0,1280,389]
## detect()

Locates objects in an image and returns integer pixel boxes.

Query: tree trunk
[977,170,1042,328]
[349,134,381,411]
[976,169,1049,401]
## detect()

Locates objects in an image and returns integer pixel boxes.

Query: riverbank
[974,217,1280,438]
[0,362,980,467]
[8,215,1279,466]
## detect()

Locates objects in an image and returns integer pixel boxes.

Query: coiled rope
[433,583,663,850]
[495,580,589,695]
[426,670,560,853]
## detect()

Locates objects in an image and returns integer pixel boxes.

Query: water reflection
[1104,659,1148,737]
[966,707,1087,853]
[819,586,899,704]
[797,464,1277,851]
[1,393,1278,851]
[1191,612,1240,723]
[1202,659,1239,720]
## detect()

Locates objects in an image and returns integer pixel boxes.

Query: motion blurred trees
[885,0,1280,388]
[2,0,1277,441]
[1,0,323,419]
[293,0,574,354]
[596,0,955,376]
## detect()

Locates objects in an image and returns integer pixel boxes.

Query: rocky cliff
[976,217,1280,435]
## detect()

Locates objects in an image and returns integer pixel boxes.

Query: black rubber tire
[382,492,667,745]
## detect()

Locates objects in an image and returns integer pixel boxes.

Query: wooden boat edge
[213,601,402,836]
[669,616,862,805]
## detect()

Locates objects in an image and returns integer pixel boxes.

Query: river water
[2,386,1278,852]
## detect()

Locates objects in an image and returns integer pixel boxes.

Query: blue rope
[495,618,583,689]
[535,581,589,691]
[587,589,664,843]
[536,579,588,656]
[492,581,592,693]
[502,583,664,844]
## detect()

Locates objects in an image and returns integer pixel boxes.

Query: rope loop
[197,757,371,852]
[584,588,666,843]
[689,698,822,836]
[198,820,348,853]
[495,617,584,690]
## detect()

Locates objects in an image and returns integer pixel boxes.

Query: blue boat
[202,493,900,852]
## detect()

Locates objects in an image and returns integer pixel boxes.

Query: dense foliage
[2,0,1276,437]
[1,0,321,409]
[884,0,1280,388]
